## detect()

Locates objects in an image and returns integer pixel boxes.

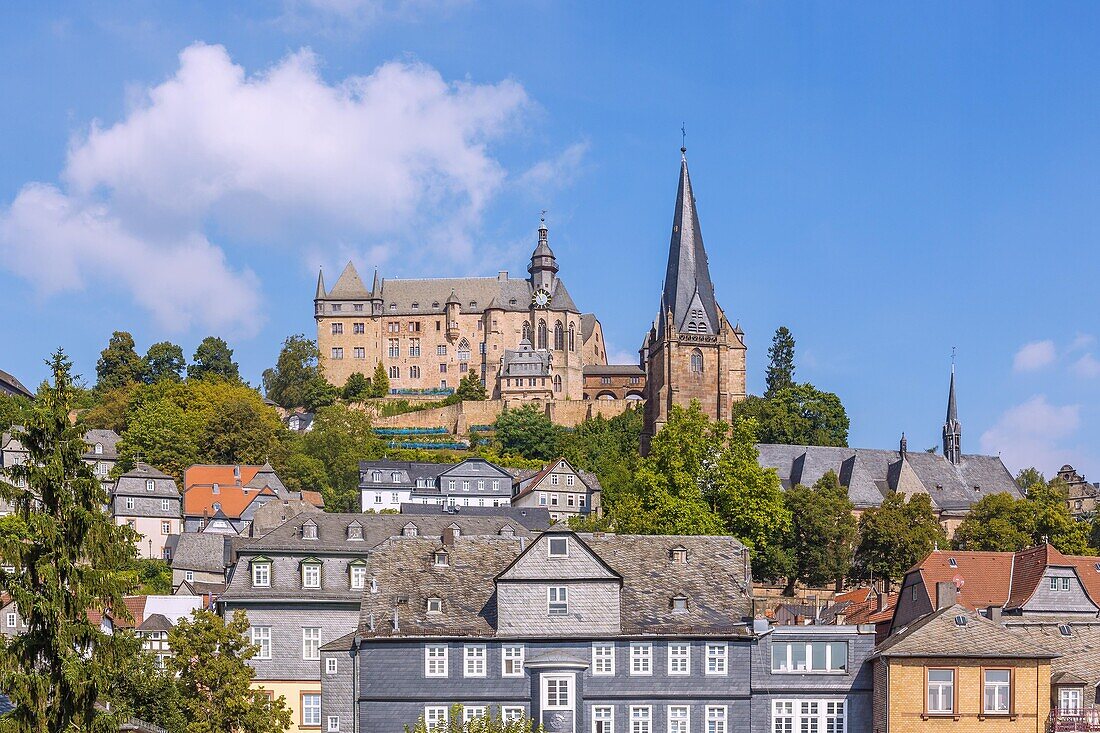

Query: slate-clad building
[220,512,538,733]
[359,458,515,512]
[110,462,181,560]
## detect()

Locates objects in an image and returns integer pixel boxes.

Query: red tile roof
[183,465,263,491]
[300,490,325,508]
[182,485,275,519]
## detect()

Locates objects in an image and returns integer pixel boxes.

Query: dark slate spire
[943,364,962,464]
[528,213,558,292]
[660,148,719,335]
[315,268,326,299]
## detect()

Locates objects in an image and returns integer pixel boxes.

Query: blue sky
[2,2,1098,479]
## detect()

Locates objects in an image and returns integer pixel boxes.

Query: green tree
[275,450,331,496]
[1016,467,1046,493]
[951,493,1034,552]
[765,326,796,398]
[781,471,858,594]
[201,398,282,465]
[855,492,946,589]
[188,337,240,382]
[493,404,562,461]
[1029,479,1092,554]
[119,395,202,481]
[732,383,849,447]
[342,372,371,402]
[104,634,187,733]
[96,330,146,391]
[0,350,137,733]
[143,341,186,384]
[262,335,333,409]
[405,705,539,733]
[369,361,390,398]
[82,384,139,434]
[121,558,174,595]
[450,371,488,402]
[166,609,292,733]
[0,394,31,432]
[301,404,383,511]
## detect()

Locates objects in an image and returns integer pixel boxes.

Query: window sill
[978,714,1017,721]
[921,714,960,721]
[770,670,849,676]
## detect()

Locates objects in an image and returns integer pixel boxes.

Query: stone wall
[370,399,634,434]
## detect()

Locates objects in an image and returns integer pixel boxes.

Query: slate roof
[244,463,287,494]
[1006,620,1100,690]
[171,533,232,573]
[500,339,552,378]
[398,503,552,530]
[0,369,32,398]
[512,458,603,503]
[582,364,644,376]
[83,429,121,459]
[358,532,752,638]
[136,613,174,632]
[756,443,1021,511]
[874,604,1058,659]
[580,314,598,342]
[112,463,179,498]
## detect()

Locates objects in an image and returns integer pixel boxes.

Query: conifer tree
[370,361,390,398]
[0,350,136,732]
[764,326,796,398]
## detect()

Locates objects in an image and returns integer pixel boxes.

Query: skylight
[954,615,968,626]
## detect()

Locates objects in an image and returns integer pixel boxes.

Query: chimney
[498,271,508,281]
[834,612,847,626]
[752,616,770,635]
[936,581,958,610]
[442,527,456,547]
[987,606,1002,624]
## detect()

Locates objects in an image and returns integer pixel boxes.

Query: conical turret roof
[328,262,370,298]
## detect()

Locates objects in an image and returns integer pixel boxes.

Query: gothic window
[388,366,400,379]
[537,320,548,350]
[457,339,471,363]
[686,308,708,333]
[553,375,562,392]
[568,322,575,351]
[554,321,564,350]
[690,349,704,373]
[523,322,531,341]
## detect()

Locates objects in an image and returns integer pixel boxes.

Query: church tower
[640,148,747,452]
[943,364,962,464]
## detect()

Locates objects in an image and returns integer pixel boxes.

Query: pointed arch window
[537,320,548,350]
[568,322,576,351]
[522,322,532,341]
[553,375,562,393]
[457,339,471,363]
[554,321,564,350]
[690,349,704,373]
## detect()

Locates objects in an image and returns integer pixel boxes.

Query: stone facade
[582,365,645,401]
[315,219,607,401]
[641,151,746,451]
[1058,464,1099,520]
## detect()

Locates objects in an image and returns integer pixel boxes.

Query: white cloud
[1012,340,1056,372]
[979,395,1081,474]
[279,0,467,32]
[518,141,590,195]
[1069,333,1096,353]
[0,43,530,334]
[1071,353,1100,379]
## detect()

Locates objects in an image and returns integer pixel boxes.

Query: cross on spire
[681,123,687,155]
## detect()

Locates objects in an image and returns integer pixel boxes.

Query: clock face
[533,289,551,308]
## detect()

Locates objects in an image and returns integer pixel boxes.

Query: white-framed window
[251,561,270,588]
[549,586,568,615]
[770,641,847,673]
[145,479,155,492]
[567,475,575,486]
[250,626,271,659]
[464,707,487,722]
[302,562,321,588]
[327,715,340,732]
[542,674,572,709]
[705,706,727,733]
[424,706,448,731]
[1060,687,1083,715]
[350,564,367,590]
[551,474,559,486]
[161,521,171,535]
[325,657,338,675]
[983,669,1011,714]
[502,707,525,723]
[593,706,614,733]
[502,644,525,677]
[427,597,442,614]
[927,669,954,714]
[5,613,15,628]
[668,706,689,733]
[302,693,321,727]
[548,537,569,557]
[630,706,651,733]
[539,492,547,506]
[464,644,486,677]
[425,644,448,677]
[184,570,194,583]
[125,497,135,511]
[630,642,652,676]
[667,643,690,675]
[593,642,615,675]
[706,642,728,675]
[302,627,321,660]
[161,499,170,511]
[771,700,845,733]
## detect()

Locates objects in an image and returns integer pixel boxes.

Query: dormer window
[402,523,418,537]
[391,472,400,482]
[212,483,220,494]
[145,479,155,492]
[670,547,688,564]
[548,537,569,557]
[433,550,449,567]
[233,466,240,479]
[1059,624,1072,636]
[500,526,515,537]
[671,595,689,612]
[448,524,461,538]
[372,471,382,482]
[347,523,363,541]
[432,302,440,308]
[94,443,103,455]
[301,559,322,589]
[212,502,221,513]
[302,521,318,540]
[427,597,443,614]
[251,558,271,588]
[349,560,367,589]
[949,558,957,568]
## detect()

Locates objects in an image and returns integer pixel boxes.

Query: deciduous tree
[301,404,382,511]
[342,372,370,402]
[493,404,562,461]
[143,341,186,383]
[263,335,333,409]
[855,492,946,589]
[731,384,849,447]
[781,471,858,594]
[450,371,488,402]
[188,336,240,382]
[96,330,146,391]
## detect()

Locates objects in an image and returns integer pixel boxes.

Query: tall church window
[690,349,704,374]
[457,339,471,363]
[554,321,564,350]
[568,323,576,351]
[523,322,531,341]
[537,320,548,350]
[554,375,562,393]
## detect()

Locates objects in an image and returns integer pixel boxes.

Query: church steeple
[661,147,719,335]
[943,364,962,464]
[528,214,558,293]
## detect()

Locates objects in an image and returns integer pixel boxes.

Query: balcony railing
[1051,708,1100,732]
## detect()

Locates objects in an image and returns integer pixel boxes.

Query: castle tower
[640,148,746,452]
[528,215,558,296]
[943,365,962,464]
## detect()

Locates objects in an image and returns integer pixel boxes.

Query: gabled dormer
[495,528,622,636]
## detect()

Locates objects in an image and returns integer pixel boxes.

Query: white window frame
[184,570,194,583]
[1060,687,1082,715]
[770,700,845,733]
[302,693,321,727]
[502,644,525,677]
[630,642,652,676]
[928,669,954,714]
[548,537,569,557]
[302,562,322,589]
[5,613,15,628]
[983,668,1011,714]
[326,656,338,675]
[464,644,487,678]
[464,706,487,723]
[161,498,170,511]
[251,562,270,588]
[541,673,574,710]
[667,642,690,675]
[502,707,525,723]
[425,644,448,677]
[424,706,448,731]
[549,586,568,616]
[251,626,272,660]
[125,497,135,511]
[592,705,614,733]
[706,642,728,675]
[327,715,340,732]
[705,706,727,733]
[667,706,690,733]
[592,642,615,675]
[302,627,321,661]
[770,640,847,673]
[350,565,367,590]
[629,706,651,733]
